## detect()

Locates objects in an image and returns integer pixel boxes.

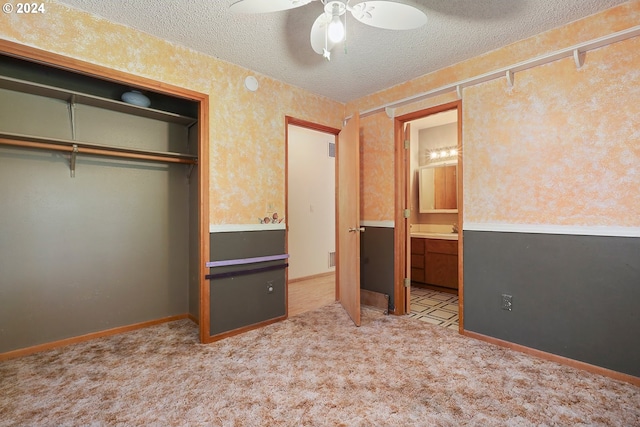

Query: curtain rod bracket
[573,49,585,69]
[506,70,515,88]
[456,85,463,99]
[385,107,395,119]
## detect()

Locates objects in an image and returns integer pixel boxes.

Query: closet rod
[0,134,197,165]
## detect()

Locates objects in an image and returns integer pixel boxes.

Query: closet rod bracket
[70,144,78,177]
[186,163,195,182]
[68,95,77,141]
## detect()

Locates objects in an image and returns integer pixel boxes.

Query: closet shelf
[0,131,198,165]
[0,75,197,126]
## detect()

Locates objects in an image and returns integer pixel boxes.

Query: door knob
[348,227,365,233]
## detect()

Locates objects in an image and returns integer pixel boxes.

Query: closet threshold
[0,131,198,166]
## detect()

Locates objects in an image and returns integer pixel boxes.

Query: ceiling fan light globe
[328,16,345,43]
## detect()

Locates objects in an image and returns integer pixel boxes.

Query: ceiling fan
[229,0,427,61]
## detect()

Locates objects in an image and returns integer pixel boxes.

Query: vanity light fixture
[425,146,458,163]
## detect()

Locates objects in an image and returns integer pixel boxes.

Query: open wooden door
[403,122,411,313]
[337,112,361,326]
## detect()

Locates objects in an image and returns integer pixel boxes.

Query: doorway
[393,101,463,332]
[285,117,340,317]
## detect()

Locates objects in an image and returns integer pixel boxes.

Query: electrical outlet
[501,294,513,311]
[266,281,274,294]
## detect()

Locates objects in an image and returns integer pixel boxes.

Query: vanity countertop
[411,232,458,241]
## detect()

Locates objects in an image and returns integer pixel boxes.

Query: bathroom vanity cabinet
[411,237,458,289]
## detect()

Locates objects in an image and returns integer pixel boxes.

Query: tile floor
[408,286,459,330]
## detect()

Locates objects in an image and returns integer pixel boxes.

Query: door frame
[393,100,464,332]
[284,117,341,307]
[0,39,211,343]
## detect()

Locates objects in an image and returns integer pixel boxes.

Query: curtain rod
[346,25,640,121]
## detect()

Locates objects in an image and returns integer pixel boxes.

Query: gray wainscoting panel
[209,230,286,335]
[360,226,395,311]
[464,230,640,377]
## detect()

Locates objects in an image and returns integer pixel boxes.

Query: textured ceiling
[57,0,629,103]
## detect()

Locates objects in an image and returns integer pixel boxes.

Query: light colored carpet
[1,303,638,426]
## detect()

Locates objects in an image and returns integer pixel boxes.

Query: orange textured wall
[464,36,640,226]
[348,1,640,227]
[2,2,638,228]
[0,1,344,226]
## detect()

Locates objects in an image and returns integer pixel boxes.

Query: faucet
[452,223,459,233]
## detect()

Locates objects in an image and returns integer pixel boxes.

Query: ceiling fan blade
[310,13,336,55]
[349,1,427,30]
[230,0,313,14]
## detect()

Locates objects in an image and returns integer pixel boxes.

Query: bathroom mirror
[418,162,458,213]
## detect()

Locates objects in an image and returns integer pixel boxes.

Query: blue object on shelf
[121,90,151,107]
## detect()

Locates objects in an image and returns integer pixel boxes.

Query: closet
[0,51,205,354]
